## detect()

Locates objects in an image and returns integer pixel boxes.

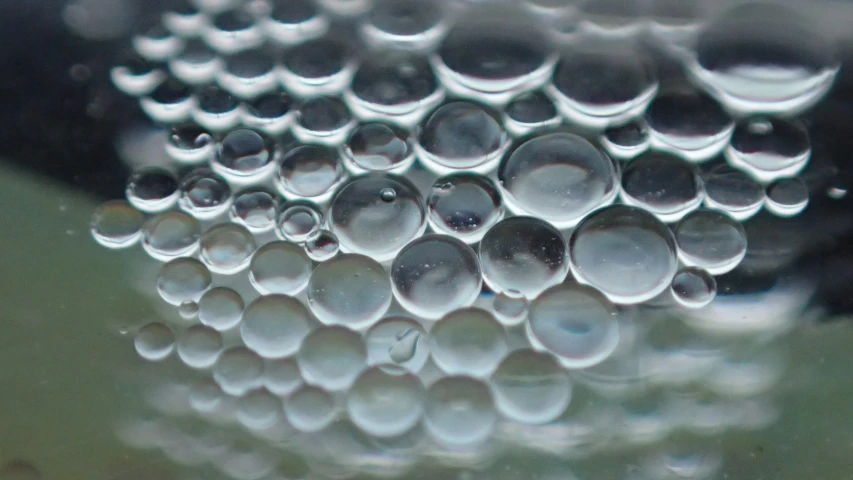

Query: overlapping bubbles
[92,0,836,478]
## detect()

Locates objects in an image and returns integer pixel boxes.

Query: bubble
[140,78,195,123]
[190,379,225,413]
[491,349,572,424]
[366,317,429,373]
[703,164,765,220]
[427,173,503,243]
[179,300,199,319]
[198,287,244,331]
[305,229,340,262]
[498,132,618,228]
[263,357,302,395]
[177,325,224,368]
[307,254,392,328]
[217,49,278,100]
[297,326,366,390]
[133,23,184,61]
[230,189,279,232]
[90,200,145,249]
[111,53,164,96]
[276,202,324,243]
[570,205,678,304]
[390,234,482,320]
[214,129,278,183]
[259,0,328,45]
[126,168,179,213]
[330,174,427,261]
[156,258,212,305]
[671,267,716,309]
[242,91,295,135]
[601,120,651,160]
[293,96,354,145]
[134,322,175,361]
[645,89,733,162]
[169,39,223,85]
[492,290,529,326]
[766,177,809,217]
[527,283,620,369]
[342,123,415,174]
[278,37,354,97]
[726,118,811,183]
[416,102,508,174]
[346,53,443,126]
[163,3,206,36]
[424,376,496,446]
[674,209,748,275]
[200,224,256,274]
[620,152,703,222]
[191,85,242,131]
[347,367,425,437]
[550,41,656,127]
[142,211,202,261]
[578,0,643,37]
[241,294,313,358]
[166,124,214,164]
[213,346,265,396]
[361,0,446,50]
[178,169,233,220]
[203,8,263,54]
[275,144,346,201]
[478,216,569,298]
[237,389,282,430]
[429,308,507,377]
[249,241,312,295]
[285,385,336,432]
[503,91,560,136]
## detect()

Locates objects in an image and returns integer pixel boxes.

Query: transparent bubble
[241,294,313,358]
[361,0,446,50]
[140,78,195,123]
[329,174,427,261]
[427,173,503,243]
[163,3,206,36]
[307,254,392,328]
[200,224,256,274]
[703,164,765,220]
[198,287,244,331]
[168,39,222,86]
[305,229,340,262]
[142,211,202,261]
[293,96,354,145]
[133,24,185,62]
[126,168,179,213]
[213,346,265,396]
[671,267,717,309]
[166,124,214,164]
[430,308,507,377]
[527,283,620,369]
[498,132,618,228]
[217,50,278,100]
[229,189,279,232]
[275,144,345,201]
[601,119,651,160]
[550,41,656,127]
[570,205,678,304]
[285,385,336,432]
[263,357,302,396]
[391,234,482,320]
[276,202,324,243]
[674,209,748,275]
[620,152,703,222]
[242,91,295,135]
[203,8,263,54]
[134,322,175,361]
[366,316,429,373]
[191,84,241,131]
[491,349,572,424]
[297,326,366,390]
[342,123,415,174]
[259,0,328,45]
[766,177,809,217]
[214,129,278,182]
[278,37,353,97]
[178,169,233,220]
[156,258,212,305]
[492,290,529,326]
[190,380,225,414]
[178,300,199,319]
[478,216,569,298]
[503,91,560,136]
[90,200,145,249]
[177,325,224,369]
[417,102,508,174]
[726,118,811,183]
[111,53,164,96]
[348,367,425,437]
[578,0,644,37]
[424,376,496,446]
[645,89,733,162]
[237,389,282,430]
[249,241,312,295]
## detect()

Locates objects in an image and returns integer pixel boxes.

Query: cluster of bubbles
[92,0,837,477]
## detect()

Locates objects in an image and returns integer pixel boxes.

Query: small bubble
[298,325,367,390]
[671,267,716,309]
[198,287,244,331]
[166,124,214,164]
[620,152,703,222]
[278,37,353,97]
[90,200,145,249]
[126,168,179,213]
[237,389,282,430]
[263,357,302,396]
[645,88,733,162]
[178,169,233,220]
[199,224,256,274]
[347,367,425,437]
[366,317,429,373]
[828,186,847,200]
[275,144,345,201]
[214,129,278,182]
[417,101,507,173]
[491,349,572,424]
[241,294,313,358]
[249,241,312,295]
[493,289,528,326]
[703,164,765,221]
[293,96,354,144]
[230,189,279,232]
[389,328,420,364]
[156,257,212,305]
[276,202,324,243]
[177,324,224,369]
[380,187,397,202]
[179,300,199,319]
[134,322,175,361]
[305,229,340,261]
[213,346,265,396]
[142,211,202,261]
[427,173,503,243]
[430,308,507,377]
[307,254,392,328]
[766,177,809,217]
[285,385,336,432]
[674,209,748,275]
[726,117,811,183]
[424,376,496,446]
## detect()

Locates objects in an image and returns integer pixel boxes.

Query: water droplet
[366,317,429,373]
[230,189,279,232]
[214,129,278,183]
[249,241,312,295]
[492,289,528,326]
[330,174,426,261]
[126,168,179,213]
[242,91,295,134]
[766,177,809,217]
[479,216,569,298]
[673,209,747,275]
[424,376,496,446]
[307,254,392,328]
[601,119,651,160]
[263,357,302,396]
[241,294,313,359]
[498,132,618,228]
[198,286,244,331]
[276,202,324,242]
[491,349,572,424]
[200,224,256,274]
[166,123,214,164]
[178,169,233,220]
[527,283,620,368]
[134,322,175,361]
[645,88,733,162]
[427,173,503,243]
[342,123,415,174]
[177,324,224,368]
[179,300,199,319]
[213,346,265,396]
[293,96,354,145]
[417,102,508,174]
[703,164,765,220]
[156,257,212,305]
[142,211,202,261]
[191,84,241,131]
[379,187,397,202]
[305,229,340,262]
[90,200,145,249]
[671,267,716,309]
[620,152,703,222]
[361,0,446,50]
[569,205,678,304]
[284,385,336,432]
[503,90,560,136]
[297,325,366,390]
[275,144,346,201]
[391,234,482,320]
[217,49,278,99]
[725,117,811,183]
[237,389,282,430]
[430,308,507,377]
[278,37,354,97]
[348,367,425,437]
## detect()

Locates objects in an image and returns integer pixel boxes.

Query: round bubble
[230,189,279,232]
[766,178,809,217]
[703,164,765,220]
[263,357,303,396]
[671,267,717,309]
[294,96,353,141]
[276,144,345,201]
[645,89,733,162]
[725,118,810,182]
[297,326,366,390]
[237,389,282,430]
[285,385,336,432]
[156,257,212,305]
[427,173,503,243]
[305,229,340,261]
[177,325,223,369]
[178,300,199,319]
[126,167,179,213]
[278,37,352,96]
[493,290,529,326]
[241,294,313,358]
[213,346,265,396]
[673,210,747,275]
[200,224,256,274]
[166,124,214,164]
[142,211,201,261]
[178,169,232,220]
[430,308,508,377]
[491,349,572,424]
[504,91,559,135]
[342,123,415,174]
[91,200,146,249]
[348,367,425,437]
[134,322,175,361]
[362,0,444,49]
[601,120,650,160]
[214,129,277,181]
[417,102,507,172]
[249,241,312,295]
[620,152,703,222]
[198,287,244,331]
[308,254,392,329]
[424,376,496,446]
[365,316,429,373]
[277,202,324,243]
